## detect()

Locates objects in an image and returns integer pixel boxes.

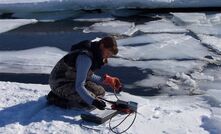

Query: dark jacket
[49,40,105,91]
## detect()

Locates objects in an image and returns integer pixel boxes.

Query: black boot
[46,91,71,109]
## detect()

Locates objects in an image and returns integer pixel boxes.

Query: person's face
[100,44,114,59]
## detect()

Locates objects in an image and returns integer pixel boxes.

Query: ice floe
[172,12,221,35]
[83,20,136,36]
[117,34,210,60]
[109,58,206,76]
[136,19,187,33]
[0,19,37,33]
[0,81,212,134]
[117,33,188,46]
[0,47,66,74]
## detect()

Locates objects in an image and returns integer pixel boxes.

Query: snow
[0,19,37,33]
[0,47,66,74]
[0,81,212,134]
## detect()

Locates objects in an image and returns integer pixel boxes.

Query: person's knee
[98,86,105,96]
[86,81,106,97]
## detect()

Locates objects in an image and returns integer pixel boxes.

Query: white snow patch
[0,81,212,134]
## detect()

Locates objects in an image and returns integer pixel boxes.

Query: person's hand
[103,74,122,92]
[92,99,106,110]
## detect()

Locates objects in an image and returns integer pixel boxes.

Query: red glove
[103,74,122,92]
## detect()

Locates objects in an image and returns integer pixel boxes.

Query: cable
[109,112,137,134]
[113,88,120,100]
[107,89,137,134]
[80,88,137,133]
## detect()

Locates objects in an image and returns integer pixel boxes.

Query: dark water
[0,21,107,51]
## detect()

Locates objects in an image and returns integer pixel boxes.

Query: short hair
[100,36,118,55]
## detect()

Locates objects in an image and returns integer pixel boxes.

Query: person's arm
[75,54,95,105]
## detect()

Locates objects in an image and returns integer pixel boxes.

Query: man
[47,36,122,110]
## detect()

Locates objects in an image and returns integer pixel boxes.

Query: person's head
[99,36,118,60]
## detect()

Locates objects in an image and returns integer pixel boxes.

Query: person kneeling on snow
[47,36,122,110]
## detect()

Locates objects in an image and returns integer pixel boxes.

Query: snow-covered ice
[0,47,66,74]
[187,24,221,35]
[83,20,137,36]
[1,1,221,133]
[172,12,221,25]
[117,33,187,46]
[109,58,206,76]
[0,19,37,33]
[0,81,213,134]
[117,34,210,60]
[172,12,221,35]
[172,13,208,25]
[136,19,187,33]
